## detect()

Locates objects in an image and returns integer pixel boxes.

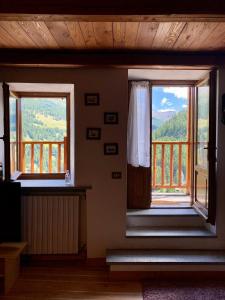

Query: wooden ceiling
[0,21,225,51]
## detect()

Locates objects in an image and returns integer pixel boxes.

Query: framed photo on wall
[86,128,101,140]
[85,93,100,106]
[104,143,118,155]
[104,112,118,124]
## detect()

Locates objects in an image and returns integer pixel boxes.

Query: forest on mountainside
[152,110,188,192]
[152,110,187,141]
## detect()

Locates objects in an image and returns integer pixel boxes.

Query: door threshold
[127,207,197,216]
[151,205,192,209]
[151,194,191,208]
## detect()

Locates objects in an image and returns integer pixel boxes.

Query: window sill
[17,180,91,196]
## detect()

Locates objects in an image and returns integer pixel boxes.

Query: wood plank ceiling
[0,21,225,51]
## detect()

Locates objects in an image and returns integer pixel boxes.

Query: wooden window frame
[10,91,70,180]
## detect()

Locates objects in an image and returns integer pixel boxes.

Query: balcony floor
[151,193,191,207]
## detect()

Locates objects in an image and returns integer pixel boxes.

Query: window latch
[0,135,6,141]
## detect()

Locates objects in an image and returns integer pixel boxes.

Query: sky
[152,86,188,114]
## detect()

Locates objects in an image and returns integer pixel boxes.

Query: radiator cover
[21,195,79,254]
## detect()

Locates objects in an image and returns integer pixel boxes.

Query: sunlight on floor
[151,194,191,207]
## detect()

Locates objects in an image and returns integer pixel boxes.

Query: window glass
[196,85,209,168]
[151,86,189,194]
[12,96,69,175]
[21,97,67,174]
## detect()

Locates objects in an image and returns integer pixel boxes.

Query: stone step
[106,249,225,265]
[127,208,204,227]
[126,226,216,238]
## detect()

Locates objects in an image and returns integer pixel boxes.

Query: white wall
[0,68,128,257]
[1,67,225,258]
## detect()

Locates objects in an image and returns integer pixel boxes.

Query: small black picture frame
[104,112,118,124]
[86,128,101,140]
[85,93,100,106]
[104,143,118,155]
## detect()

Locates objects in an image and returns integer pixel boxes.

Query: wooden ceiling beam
[1,15,225,22]
[0,0,225,22]
[0,49,223,67]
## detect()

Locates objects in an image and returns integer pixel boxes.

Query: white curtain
[127,81,150,168]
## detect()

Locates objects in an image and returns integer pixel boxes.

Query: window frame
[10,91,70,180]
[151,82,193,195]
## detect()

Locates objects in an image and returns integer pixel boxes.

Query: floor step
[127,208,204,227]
[106,249,225,265]
[126,226,216,238]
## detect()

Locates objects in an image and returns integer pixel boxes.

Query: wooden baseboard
[86,258,107,267]
[21,247,87,266]
[22,254,86,266]
[22,253,86,261]
[109,271,225,281]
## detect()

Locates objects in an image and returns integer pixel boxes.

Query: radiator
[21,195,79,254]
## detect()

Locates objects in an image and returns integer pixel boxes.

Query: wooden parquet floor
[0,263,143,300]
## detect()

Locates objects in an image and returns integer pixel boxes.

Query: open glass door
[193,70,217,224]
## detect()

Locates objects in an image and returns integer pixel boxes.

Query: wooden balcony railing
[10,137,67,174]
[11,138,189,187]
[152,141,190,190]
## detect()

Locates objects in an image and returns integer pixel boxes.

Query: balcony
[10,137,68,175]
[151,141,191,206]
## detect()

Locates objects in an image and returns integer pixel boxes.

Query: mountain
[15,98,67,173]
[153,110,176,122]
[152,117,163,130]
[21,98,66,141]
[152,110,187,141]
[152,110,176,131]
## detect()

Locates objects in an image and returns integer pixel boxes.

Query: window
[9,92,70,179]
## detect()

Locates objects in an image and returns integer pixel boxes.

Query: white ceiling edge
[128,69,209,81]
[8,83,74,93]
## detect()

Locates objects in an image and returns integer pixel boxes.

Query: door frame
[151,81,194,202]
